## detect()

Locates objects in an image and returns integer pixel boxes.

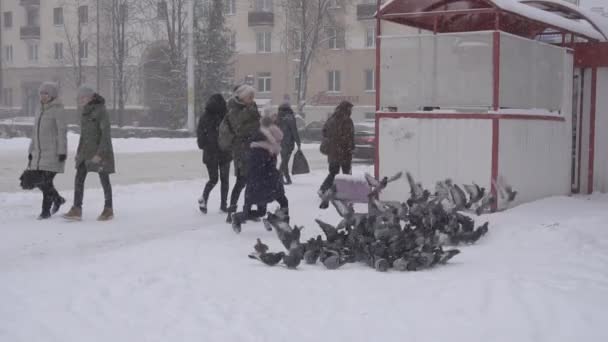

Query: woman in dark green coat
[63,85,115,221]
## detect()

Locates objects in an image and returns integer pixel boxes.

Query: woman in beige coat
[27,82,68,219]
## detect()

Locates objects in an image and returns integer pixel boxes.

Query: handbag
[291,149,310,175]
[19,169,45,190]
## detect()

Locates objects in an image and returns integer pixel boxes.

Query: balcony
[248,11,274,26]
[20,26,40,40]
[20,0,40,6]
[357,3,377,20]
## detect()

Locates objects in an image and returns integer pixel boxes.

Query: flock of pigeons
[248,172,517,272]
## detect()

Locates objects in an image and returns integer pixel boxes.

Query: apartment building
[0,0,392,125]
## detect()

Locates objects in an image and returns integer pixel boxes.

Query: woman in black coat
[231,113,288,233]
[197,94,232,213]
[277,103,301,185]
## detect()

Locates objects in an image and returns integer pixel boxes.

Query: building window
[53,8,64,26]
[28,44,39,62]
[327,28,345,49]
[224,0,236,15]
[328,70,341,92]
[78,5,88,24]
[54,42,64,60]
[327,0,342,9]
[257,72,272,93]
[2,88,13,107]
[254,0,273,12]
[256,31,271,53]
[157,1,168,19]
[365,26,376,48]
[3,12,12,28]
[27,8,39,26]
[364,69,375,91]
[291,30,302,51]
[4,45,13,63]
[230,32,237,50]
[79,40,88,59]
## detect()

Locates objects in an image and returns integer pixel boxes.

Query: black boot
[231,212,243,233]
[226,205,237,223]
[39,193,52,220]
[51,195,66,215]
[198,196,208,214]
[284,173,292,185]
[220,202,228,213]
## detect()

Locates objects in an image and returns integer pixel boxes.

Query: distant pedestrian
[219,84,261,223]
[231,111,288,233]
[277,102,301,185]
[63,85,115,221]
[196,94,231,213]
[27,82,67,219]
[319,101,355,194]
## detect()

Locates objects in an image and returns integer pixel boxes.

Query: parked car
[353,121,375,161]
[299,120,325,142]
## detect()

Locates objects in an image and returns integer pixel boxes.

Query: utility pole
[0,0,4,101]
[186,0,195,132]
[96,0,101,91]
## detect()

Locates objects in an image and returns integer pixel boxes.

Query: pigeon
[321,249,345,270]
[463,183,485,207]
[406,172,425,201]
[494,176,517,203]
[475,194,495,215]
[374,258,390,272]
[254,238,269,255]
[315,219,339,243]
[283,245,303,269]
[248,252,285,266]
[266,213,301,250]
[392,257,409,271]
[303,249,320,264]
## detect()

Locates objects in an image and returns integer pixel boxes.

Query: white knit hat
[77,84,96,99]
[38,82,59,99]
[234,84,255,100]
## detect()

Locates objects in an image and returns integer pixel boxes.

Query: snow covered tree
[194,0,235,114]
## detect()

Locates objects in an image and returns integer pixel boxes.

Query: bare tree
[140,0,189,129]
[98,0,148,126]
[194,0,235,111]
[58,0,91,89]
[281,0,348,116]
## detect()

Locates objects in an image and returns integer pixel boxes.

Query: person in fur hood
[231,112,289,233]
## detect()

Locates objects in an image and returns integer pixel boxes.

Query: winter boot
[226,205,237,223]
[97,208,114,221]
[220,202,228,213]
[231,212,243,234]
[51,195,66,215]
[198,196,207,214]
[284,173,292,185]
[63,206,82,221]
[38,210,51,220]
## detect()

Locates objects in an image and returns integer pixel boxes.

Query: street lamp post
[186,0,195,132]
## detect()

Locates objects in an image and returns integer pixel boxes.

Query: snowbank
[0,132,320,154]
[1,167,608,342]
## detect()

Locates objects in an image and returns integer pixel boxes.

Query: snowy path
[1,168,608,342]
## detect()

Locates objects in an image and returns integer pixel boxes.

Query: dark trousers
[203,161,230,206]
[74,163,113,209]
[237,194,289,223]
[279,147,293,182]
[37,171,59,213]
[229,169,247,211]
[320,160,352,192]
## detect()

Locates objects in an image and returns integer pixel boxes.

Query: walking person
[220,84,261,223]
[277,102,301,185]
[27,82,68,219]
[63,86,115,221]
[231,112,289,233]
[318,101,355,194]
[196,94,231,214]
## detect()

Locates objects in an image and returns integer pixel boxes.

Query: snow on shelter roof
[378,0,606,41]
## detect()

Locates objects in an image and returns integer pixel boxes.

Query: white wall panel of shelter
[377,117,492,203]
[497,120,571,208]
[593,68,608,192]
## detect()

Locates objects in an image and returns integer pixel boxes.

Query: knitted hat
[77,84,96,99]
[38,82,59,99]
[234,84,255,100]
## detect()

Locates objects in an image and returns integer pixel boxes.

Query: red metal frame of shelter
[373,0,606,208]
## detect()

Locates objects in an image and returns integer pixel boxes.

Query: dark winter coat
[75,94,115,174]
[224,97,261,176]
[277,103,301,151]
[28,98,67,173]
[245,125,285,205]
[197,94,232,165]
[322,104,355,164]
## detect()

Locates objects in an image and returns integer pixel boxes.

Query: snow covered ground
[0,132,320,154]
[1,164,608,342]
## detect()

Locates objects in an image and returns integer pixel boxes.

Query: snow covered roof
[378,0,606,41]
